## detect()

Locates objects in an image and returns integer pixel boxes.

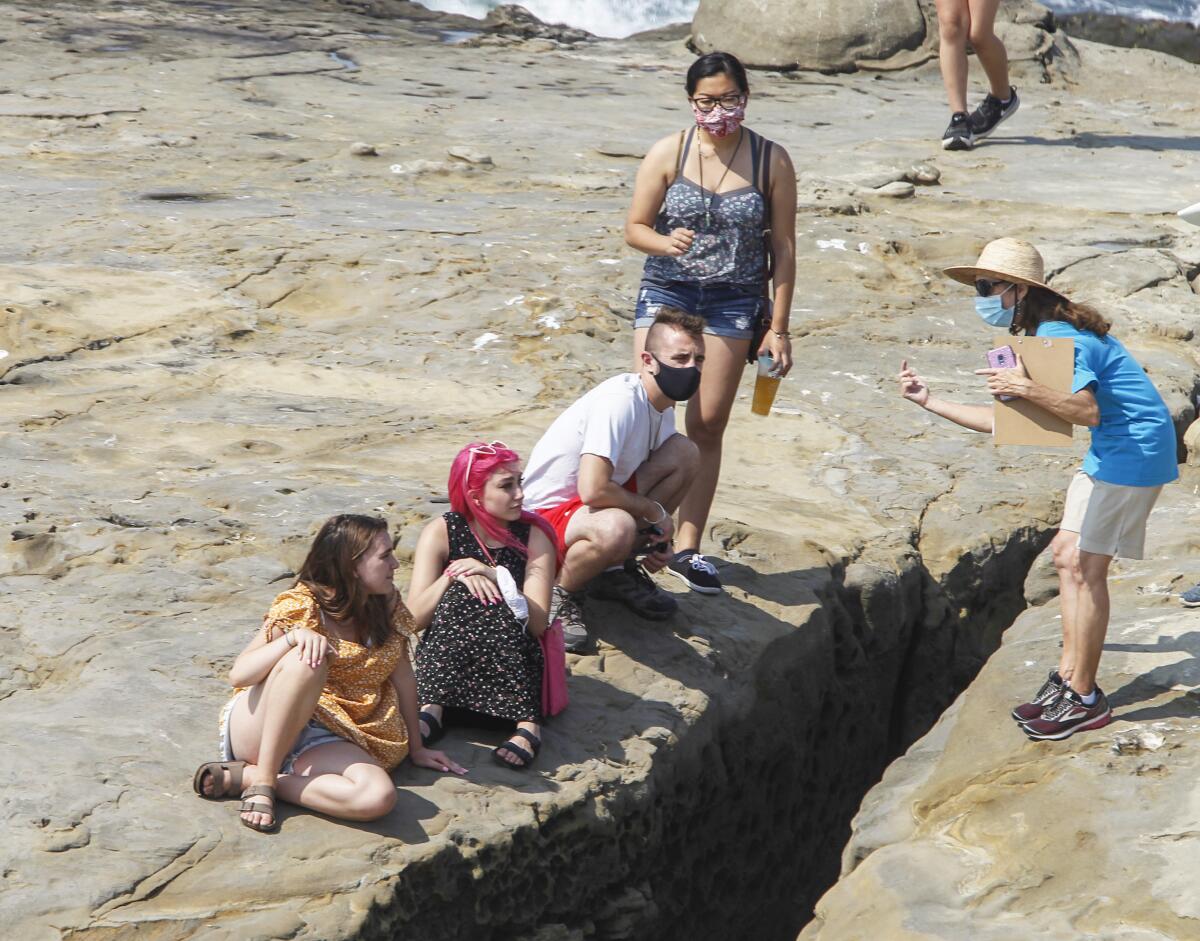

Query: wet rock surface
[0,2,1198,940]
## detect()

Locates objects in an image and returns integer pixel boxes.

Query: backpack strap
[757,132,774,227]
[671,127,694,185]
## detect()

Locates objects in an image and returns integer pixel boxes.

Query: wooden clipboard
[992,334,1074,447]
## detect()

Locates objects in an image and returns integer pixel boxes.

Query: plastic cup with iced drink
[751,354,781,416]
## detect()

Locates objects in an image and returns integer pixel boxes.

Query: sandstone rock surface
[0,2,1198,940]
[691,0,927,72]
[801,477,1200,941]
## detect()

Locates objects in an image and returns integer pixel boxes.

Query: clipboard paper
[992,334,1075,447]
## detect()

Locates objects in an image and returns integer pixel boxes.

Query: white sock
[1079,689,1097,706]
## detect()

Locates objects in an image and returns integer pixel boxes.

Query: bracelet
[643,500,669,525]
[771,329,790,338]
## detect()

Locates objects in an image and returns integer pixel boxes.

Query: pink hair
[448,442,560,565]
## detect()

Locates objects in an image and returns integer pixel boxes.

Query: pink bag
[540,618,569,717]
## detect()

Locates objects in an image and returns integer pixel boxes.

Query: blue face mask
[974,293,1015,327]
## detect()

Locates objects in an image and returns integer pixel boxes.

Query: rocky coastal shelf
[1,2,1198,939]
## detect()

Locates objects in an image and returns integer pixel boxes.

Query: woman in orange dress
[192,514,465,832]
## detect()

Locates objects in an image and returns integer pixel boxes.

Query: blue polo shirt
[1036,320,1178,487]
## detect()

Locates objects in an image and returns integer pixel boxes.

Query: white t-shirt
[522,373,676,510]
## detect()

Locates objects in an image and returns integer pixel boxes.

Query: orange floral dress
[232,583,419,770]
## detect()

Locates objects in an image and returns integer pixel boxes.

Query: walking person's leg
[934,0,971,114]
[966,0,1012,100]
[964,0,1019,139]
[934,0,980,149]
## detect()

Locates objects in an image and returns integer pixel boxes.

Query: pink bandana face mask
[691,99,746,139]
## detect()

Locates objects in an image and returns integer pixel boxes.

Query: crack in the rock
[0,325,166,384]
[89,833,221,920]
[218,65,347,82]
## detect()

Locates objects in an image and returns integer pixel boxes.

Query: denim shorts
[633,279,766,340]
[220,690,346,775]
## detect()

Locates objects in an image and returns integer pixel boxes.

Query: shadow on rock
[986,133,1200,152]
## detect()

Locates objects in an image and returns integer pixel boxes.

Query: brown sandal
[192,760,247,800]
[238,784,279,833]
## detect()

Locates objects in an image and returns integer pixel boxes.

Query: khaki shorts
[1060,470,1162,559]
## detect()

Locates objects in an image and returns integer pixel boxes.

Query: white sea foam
[420,0,1199,33]
[1042,0,1200,23]
[416,0,701,37]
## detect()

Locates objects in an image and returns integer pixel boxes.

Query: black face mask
[651,354,701,402]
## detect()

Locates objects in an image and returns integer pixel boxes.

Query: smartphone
[986,345,1017,401]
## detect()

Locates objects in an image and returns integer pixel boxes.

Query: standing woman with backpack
[624,51,796,596]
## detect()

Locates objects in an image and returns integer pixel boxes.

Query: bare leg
[228,649,329,828]
[674,334,751,554]
[558,507,638,593]
[276,741,398,821]
[1068,550,1113,695]
[632,433,700,516]
[967,0,1012,99]
[1050,529,1081,683]
[935,0,970,113]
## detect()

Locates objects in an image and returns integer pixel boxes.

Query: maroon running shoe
[1011,670,1066,723]
[1022,687,1111,741]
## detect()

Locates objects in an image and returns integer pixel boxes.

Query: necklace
[468,520,499,565]
[696,128,744,229]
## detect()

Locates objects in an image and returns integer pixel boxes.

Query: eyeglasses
[465,441,508,482]
[975,278,1013,297]
[689,94,745,113]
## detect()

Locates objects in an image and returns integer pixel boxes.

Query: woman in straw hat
[897,237,1178,741]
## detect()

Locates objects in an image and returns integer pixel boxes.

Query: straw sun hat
[943,237,1068,299]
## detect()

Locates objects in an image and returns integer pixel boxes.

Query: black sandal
[492,728,541,770]
[419,709,445,747]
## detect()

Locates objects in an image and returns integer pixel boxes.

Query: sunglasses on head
[465,440,508,482]
[975,278,1013,297]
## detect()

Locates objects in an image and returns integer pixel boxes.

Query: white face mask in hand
[494,565,529,623]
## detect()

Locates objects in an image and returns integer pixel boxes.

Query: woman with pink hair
[406,442,559,769]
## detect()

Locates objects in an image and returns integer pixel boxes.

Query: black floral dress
[416,512,544,723]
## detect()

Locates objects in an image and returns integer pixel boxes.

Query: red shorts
[535,475,637,552]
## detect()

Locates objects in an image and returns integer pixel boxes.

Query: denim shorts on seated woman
[633,279,767,341]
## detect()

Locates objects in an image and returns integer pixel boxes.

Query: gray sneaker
[1180,582,1200,607]
[589,559,678,620]
[550,585,589,653]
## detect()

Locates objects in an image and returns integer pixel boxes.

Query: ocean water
[417,0,1200,35]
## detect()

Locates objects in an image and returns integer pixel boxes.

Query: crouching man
[522,308,703,651]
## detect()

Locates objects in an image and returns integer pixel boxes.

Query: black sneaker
[549,585,589,653]
[970,85,1019,140]
[666,549,723,594]
[1011,670,1065,723]
[589,559,678,620]
[1022,686,1112,741]
[941,111,974,151]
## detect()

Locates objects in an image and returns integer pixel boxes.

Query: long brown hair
[296,514,394,648]
[1012,286,1111,337]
